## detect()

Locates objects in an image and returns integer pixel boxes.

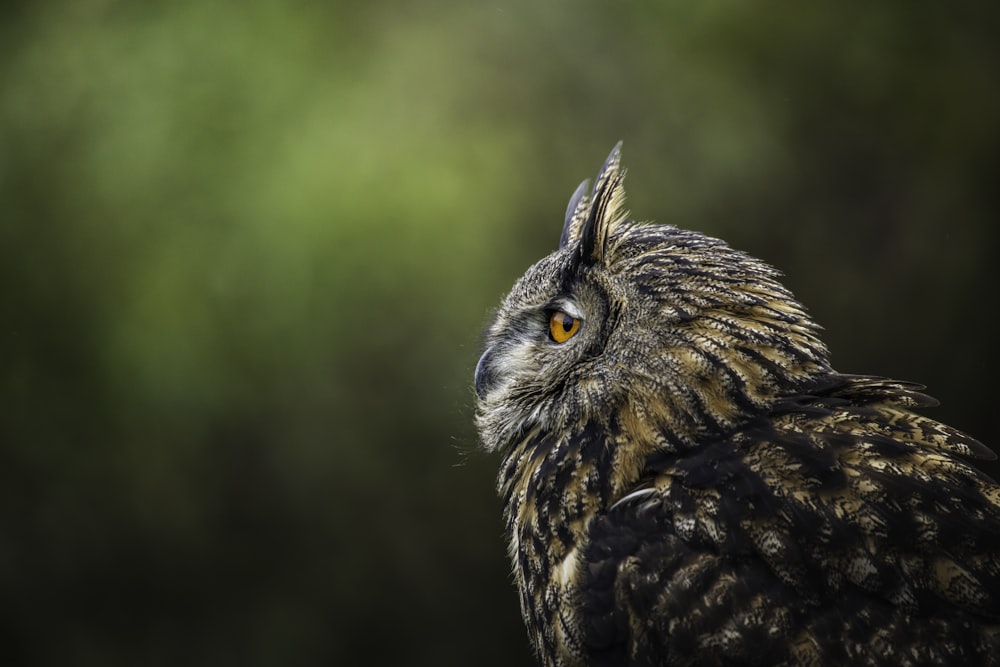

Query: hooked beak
[474,346,497,399]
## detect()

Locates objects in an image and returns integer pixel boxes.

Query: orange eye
[548,310,581,343]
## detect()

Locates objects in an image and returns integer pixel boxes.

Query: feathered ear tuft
[559,141,628,264]
[560,179,591,249]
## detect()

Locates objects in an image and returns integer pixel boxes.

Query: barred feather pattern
[475,145,1000,666]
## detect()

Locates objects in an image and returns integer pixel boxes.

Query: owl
[475,143,1000,666]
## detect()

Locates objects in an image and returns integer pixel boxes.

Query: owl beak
[475,347,497,399]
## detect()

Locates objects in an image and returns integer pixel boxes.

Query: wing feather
[578,375,1000,665]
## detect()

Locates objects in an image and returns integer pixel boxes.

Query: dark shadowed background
[2,1,998,665]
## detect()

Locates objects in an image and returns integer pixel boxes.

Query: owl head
[475,143,832,457]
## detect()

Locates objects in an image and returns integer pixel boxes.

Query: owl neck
[601,299,834,451]
[496,420,642,664]
[494,351,835,573]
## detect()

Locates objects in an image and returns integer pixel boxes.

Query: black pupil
[560,315,574,331]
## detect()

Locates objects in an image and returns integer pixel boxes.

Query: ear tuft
[559,141,628,264]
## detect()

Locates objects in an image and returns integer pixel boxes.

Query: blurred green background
[2,1,997,665]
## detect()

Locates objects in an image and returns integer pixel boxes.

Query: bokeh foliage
[2,1,997,665]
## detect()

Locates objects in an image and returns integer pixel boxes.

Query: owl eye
[548,310,581,343]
